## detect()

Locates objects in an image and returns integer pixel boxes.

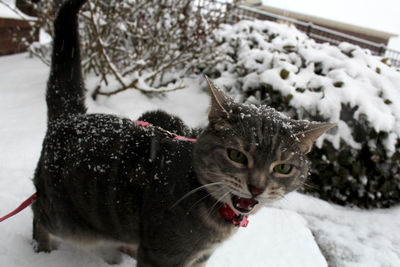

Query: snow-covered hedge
[208,20,400,208]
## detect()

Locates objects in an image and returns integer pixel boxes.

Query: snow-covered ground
[1,53,400,267]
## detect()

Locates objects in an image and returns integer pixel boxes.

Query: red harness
[219,203,249,227]
[0,120,248,227]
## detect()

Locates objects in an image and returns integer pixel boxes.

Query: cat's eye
[227,149,248,165]
[273,164,293,175]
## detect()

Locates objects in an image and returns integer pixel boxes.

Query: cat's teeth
[234,202,253,212]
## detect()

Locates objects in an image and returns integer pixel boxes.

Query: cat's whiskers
[224,178,242,188]
[207,191,231,217]
[229,187,251,198]
[276,194,290,204]
[301,180,318,191]
[223,178,251,198]
[185,185,228,214]
[170,182,225,209]
[255,189,283,202]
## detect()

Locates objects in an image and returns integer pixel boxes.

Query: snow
[276,193,400,267]
[1,51,400,266]
[209,207,328,267]
[0,0,35,20]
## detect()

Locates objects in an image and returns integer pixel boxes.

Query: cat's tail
[46,0,87,122]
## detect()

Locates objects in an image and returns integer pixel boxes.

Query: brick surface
[0,18,38,56]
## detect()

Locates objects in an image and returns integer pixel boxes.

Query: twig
[95,83,186,97]
[87,0,127,89]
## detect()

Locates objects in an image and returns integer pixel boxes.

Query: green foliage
[280,69,290,79]
[333,81,344,88]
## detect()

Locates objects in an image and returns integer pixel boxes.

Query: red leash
[0,120,248,227]
[134,120,197,142]
[0,193,37,222]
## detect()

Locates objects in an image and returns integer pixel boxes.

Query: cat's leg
[192,262,207,267]
[190,253,211,267]
[95,244,123,265]
[32,218,53,253]
[136,247,167,267]
[119,244,138,259]
[136,249,210,267]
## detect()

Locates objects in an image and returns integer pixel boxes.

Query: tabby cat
[31,0,335,266]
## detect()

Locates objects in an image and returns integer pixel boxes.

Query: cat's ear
[205,76,233,128]
[295,122,336,154]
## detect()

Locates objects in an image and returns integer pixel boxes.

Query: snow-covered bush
[26,0,232,97]
[208,20,400,208]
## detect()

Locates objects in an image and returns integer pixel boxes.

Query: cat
[31,0,335,266]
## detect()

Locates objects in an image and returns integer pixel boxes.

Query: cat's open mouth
[231,195,259,214]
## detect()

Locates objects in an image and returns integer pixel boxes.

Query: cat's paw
[96,246,123,265]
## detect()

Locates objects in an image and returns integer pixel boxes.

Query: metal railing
[230,4,400,68]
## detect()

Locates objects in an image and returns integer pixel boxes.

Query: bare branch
[23,0,235,99]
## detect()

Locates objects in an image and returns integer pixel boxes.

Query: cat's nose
[248,184,265,197]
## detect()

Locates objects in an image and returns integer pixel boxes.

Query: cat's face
[193,77,335,215]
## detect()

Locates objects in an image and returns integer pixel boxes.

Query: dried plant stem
[92,82,185,99]
[20,0,237,99]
